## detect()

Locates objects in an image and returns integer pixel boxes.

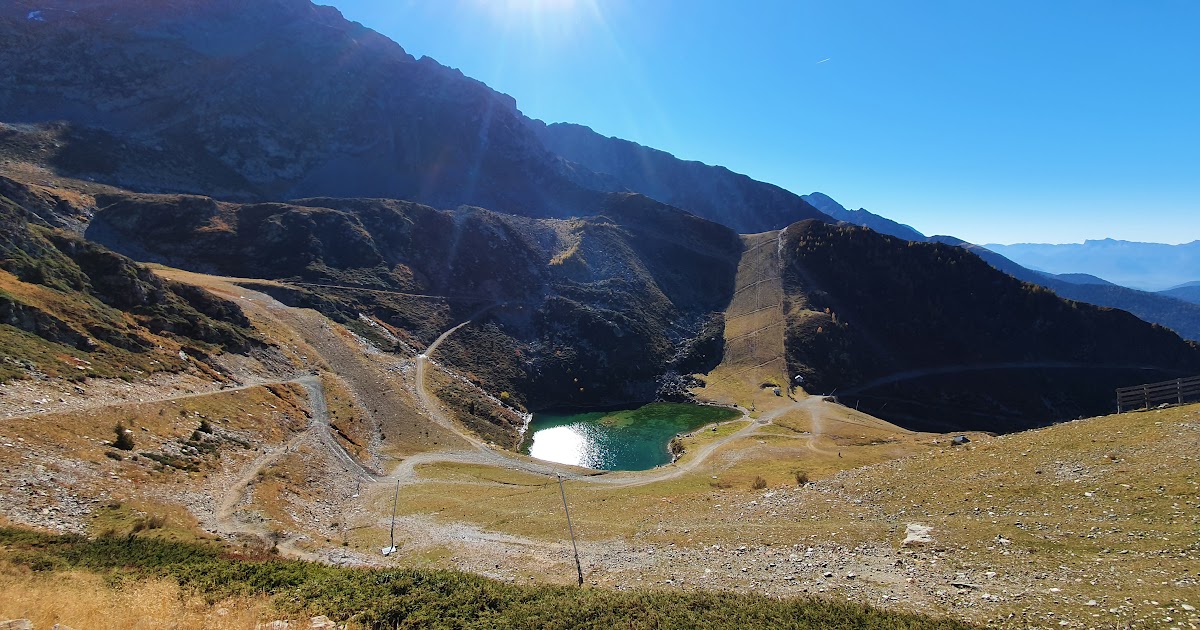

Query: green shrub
[0,527,979,630]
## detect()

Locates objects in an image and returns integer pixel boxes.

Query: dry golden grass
[822,403,1200,625]
[150,268,329,373]
[0,383,307,473]
[0,268,192,381]
[321,373,372,461]
[0,560,279,630]
[0,383,311,547]
[380,395,936,549]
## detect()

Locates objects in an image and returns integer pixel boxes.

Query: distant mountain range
[984,240,1200,292]
[806,195,1200,342]
[1160,281,1200,305]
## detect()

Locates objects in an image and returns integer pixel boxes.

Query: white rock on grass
[901,523,934,547]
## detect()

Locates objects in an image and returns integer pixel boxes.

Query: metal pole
[389,479,400,551]
[558,475,584,586]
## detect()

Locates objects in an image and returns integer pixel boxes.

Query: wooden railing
[1116,375,1200,413]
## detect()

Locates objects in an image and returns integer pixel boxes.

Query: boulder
[901,523,934,547]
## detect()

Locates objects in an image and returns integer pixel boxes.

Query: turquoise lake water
[521,402,741,471]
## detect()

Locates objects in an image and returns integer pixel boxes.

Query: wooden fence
[1116,375,1200,413]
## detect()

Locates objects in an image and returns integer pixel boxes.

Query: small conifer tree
[113,422,134,450]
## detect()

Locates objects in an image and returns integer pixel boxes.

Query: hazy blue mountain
[801,192,926,242]
[985,240,1200,291]
[1160,281,1200,305]
[1051,273,1116,286]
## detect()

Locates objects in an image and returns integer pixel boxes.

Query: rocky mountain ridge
[85,190,742,422]
[808,193,1200,342]
[529,121,829,233]
[0,0,828,233]
[779,220,1200,431]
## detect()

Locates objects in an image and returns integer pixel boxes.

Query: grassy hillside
[0,191,260,382]
[86,191,741,438]
[780,220,1200,432]
[0,527,975,629]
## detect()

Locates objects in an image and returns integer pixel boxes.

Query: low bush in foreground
[0,527,975,629]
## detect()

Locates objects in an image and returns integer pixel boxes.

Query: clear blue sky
[327,0,1199,245]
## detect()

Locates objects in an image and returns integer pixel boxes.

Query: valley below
[1,3,1198,627]
[2,250,1196,629]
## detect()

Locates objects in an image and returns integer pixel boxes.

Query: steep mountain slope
[1050,272,1115,286]
[798,193,1200,342]
[780,220,1200,432]
[927,236,1200,342]
[528,122,829,233]
[801,192,926,242]
[0,1,829,234]
[985,239,1200,291]
[86,191,742,425]
[0,0,603,216]
[0,185,261,383]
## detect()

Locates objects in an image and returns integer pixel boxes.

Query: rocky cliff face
[1,1,836,233]
[87,191,742,410]
[530,121,830,233]
[0,182,261,382]
[0,0,602,215]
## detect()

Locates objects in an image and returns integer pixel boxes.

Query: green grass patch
[0,527,976,629]
[605,402,741,428]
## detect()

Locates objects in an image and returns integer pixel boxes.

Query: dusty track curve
[211,374,375,557]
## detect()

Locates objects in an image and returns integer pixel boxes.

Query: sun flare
[472,0,603,42]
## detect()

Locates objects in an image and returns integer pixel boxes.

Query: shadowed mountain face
[779,221,1200,433]
[926,237,1200,342]
[0,0,603,216]
[0,0,831,234]
[529,122,829,233]
[87,191,743,414]
[804,193,1200,342]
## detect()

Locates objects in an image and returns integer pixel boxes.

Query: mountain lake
[521,402,742,471]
